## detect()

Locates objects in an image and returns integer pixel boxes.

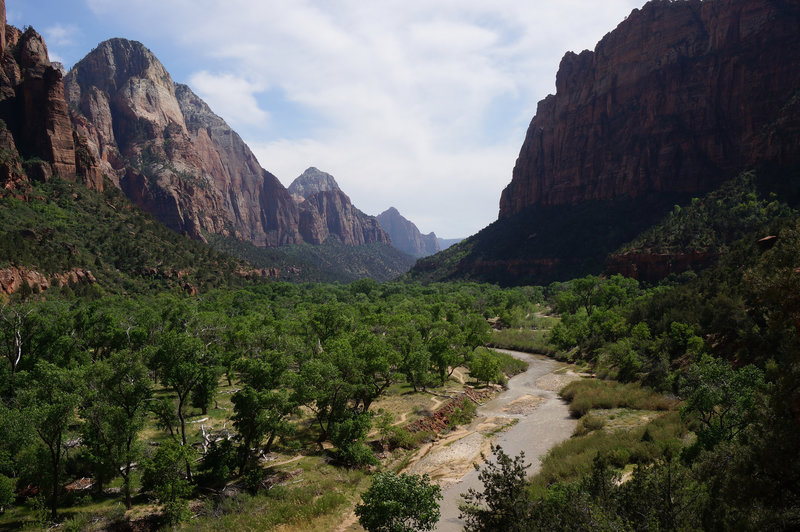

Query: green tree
[19,362,84,521]
[460,446,531,532]
[0,473,13,513]
[681,354,765,451]
[141,439,194,526]
[81,350,152,508]
[469,349,501,386]
[330,411,377,467]
[356,472,442,532]
[231,351,297,474]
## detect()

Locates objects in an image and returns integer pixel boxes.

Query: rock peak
[288,167,341,199]
[377,207,439,258]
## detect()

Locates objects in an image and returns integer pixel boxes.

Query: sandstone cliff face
[288,167,392,246]
[0,14,101,191]
[500,0,800,219]
[377,207,439,258]
[64,39,302,244]
[287,166,339,201]
[174,83,301,246]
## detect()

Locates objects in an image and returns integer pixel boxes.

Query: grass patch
[488,328,555,355]
[560,379,678,418]
[192,457,366,531]
[488,350,529,377]
[531,411,687,490]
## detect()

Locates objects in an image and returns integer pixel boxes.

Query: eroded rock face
[64,39,302,244]
[377,207,439,258]
[500,0,800,219]
[0,266,96,295]
[0,18,101,189]
[175,83,301,246]
[288,167,392,246]
[288,167,340,199]
[301,189,391,245]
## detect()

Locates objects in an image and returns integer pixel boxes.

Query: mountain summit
[287,168,391,246]
[376,207,439,258]
[288,167,341,200]
[64,38,303,245]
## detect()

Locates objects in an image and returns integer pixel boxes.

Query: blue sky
[11,0,643,238]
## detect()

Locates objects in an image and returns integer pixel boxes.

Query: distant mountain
[376,207,439,258]
[287,167,340,200]
[437,237,463,251]
[288,167,392,246]
[64,38,303,246]
[58,38,412,280]
[410,0,800,285]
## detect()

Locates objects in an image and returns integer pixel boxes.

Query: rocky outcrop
[289,167,392,246]
[0,266,96,295]
[500,0,800,219]
[605,251,719,283]
[287,166,339,202]
[377,207,439,258]
[0,11,102,190]
[64,38,302,244]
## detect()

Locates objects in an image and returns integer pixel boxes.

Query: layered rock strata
[0,9,101,191]
[64,38,303,244]
[500,0,800,218]
[288,167,392,246]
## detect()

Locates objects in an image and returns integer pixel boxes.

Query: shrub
[449,399,477,427]
[575,414,606,435]
[561,379,677,418]
[356,472,442,532]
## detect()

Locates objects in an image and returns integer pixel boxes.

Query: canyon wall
[500,0,800,218]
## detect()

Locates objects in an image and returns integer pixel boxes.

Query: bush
[575,414,606,435]
[330,412,378,467]
[561,379,676,418]
[356,472,442,532]
[449,399,477,427]
[0,474,13,512]
[469,349,501,386]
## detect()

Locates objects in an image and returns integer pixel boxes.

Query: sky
[10,1,643,238]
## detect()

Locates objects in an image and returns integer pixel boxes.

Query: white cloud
[43,23,79,47]
[188,71,270,128]
[82,0,644,237]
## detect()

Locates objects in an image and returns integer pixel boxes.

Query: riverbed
[431,350,577,532]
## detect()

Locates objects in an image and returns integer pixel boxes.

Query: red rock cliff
[500,0,800,219]
[64,39,302,244]
[288,167,393,246]
[0,7,101,192]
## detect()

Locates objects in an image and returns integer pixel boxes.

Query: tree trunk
[264,431,276,453]
[50,449,60,521]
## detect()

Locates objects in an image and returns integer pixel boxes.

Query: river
[434,350,576,532]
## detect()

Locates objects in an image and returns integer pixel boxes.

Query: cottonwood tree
[81,350,152,508]
[460,446,531,532]
[232,349,298,474]
[0,303,34,385]
[19,362,84,522]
